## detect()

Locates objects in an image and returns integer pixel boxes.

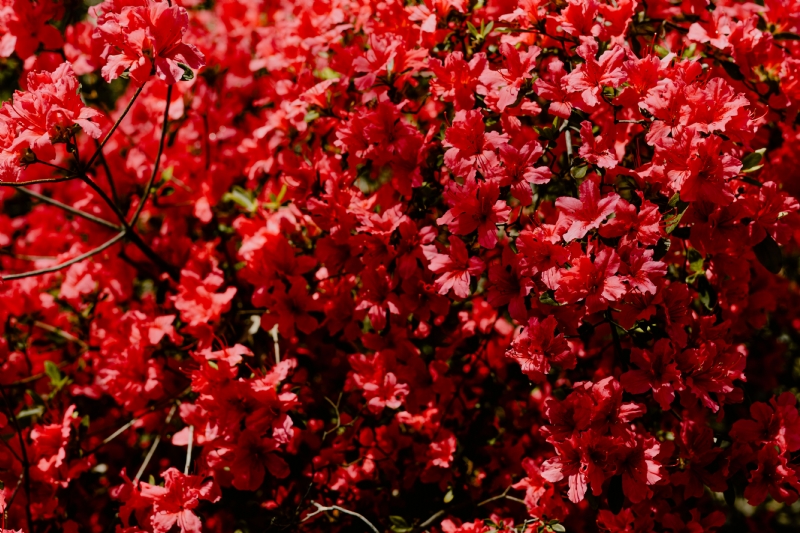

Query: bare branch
[2,232,125,281]
[93,138,120,206]
[135,404,177,482]
[270,324,281,364]
[302,501,380,533]
[184,425,194,475]
[17,187,120,231]
[0,175,78,187]
[131,84,172,227]
[85,82,147,171]
[33,320,88,350]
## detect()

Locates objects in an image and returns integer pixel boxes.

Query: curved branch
[17,187,121,231]
[302,501,380,533]
[0,176,78,187]
[1,232,125,281]
[135,403,177,482]
[131,84,173,227]
[84,82,147,171]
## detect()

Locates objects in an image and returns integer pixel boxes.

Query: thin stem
[0,388,33,533]
[4,471,25,515]
[135,404,177,482]
[0,176,77,187]
[102,418,138,447]
[270,324,280,364]
[85,82,147,171]
[34,160,71,173]
[0,361,67,389]
[1,232,125,281]
[184,425,194,475]
[94,138,120,207]
[77,172,179,280]
[33,320,88,350]
[78,173,128,224]
[302,502,380,533]
[17,187,120,231]
[131,84,172,227]
[417,510,446,531]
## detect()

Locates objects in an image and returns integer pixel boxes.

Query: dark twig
[17,187,120,231]
[131,84,173,227]
[1,232,125,281]
[0,388,34,533]
[301,501,380,533]
[84,82,147,171]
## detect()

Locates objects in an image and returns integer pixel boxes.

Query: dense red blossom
[0,0,800,532]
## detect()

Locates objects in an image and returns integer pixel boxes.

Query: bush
[1,0,800,532]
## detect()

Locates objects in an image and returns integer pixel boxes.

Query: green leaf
[539,290,560,306]
[551,525,566,533]
[177,63,194,82]
[774,32,800,41]
[537,125,559,142]
[653,44,670,59]
[222,186,257,213]
[741,148,765,171]
[17,406,45,420]
[697,275,717,310]
[753,234,782,274]
[665,195,689,234]
[444,488,454,503]
[44,360,69,391]
[741,166,763,175]
[44,360,61,382]
[570,164,588,180]
[665,211,684,234]
[389,516,408,526]
[687,249,704,273]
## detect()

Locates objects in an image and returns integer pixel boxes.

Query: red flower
[565,39,626,108]
[616,437,663,503]
[494,141,552,206]
[730,392,800,453]
[555,179,619,242]
[257,280,320,337]
[226,430,290,492]
[140,468,221,533]
[443,109,508,179]
[430,52,487,111]
[656,127,741,206]
[598,196,662,247]
[555,248,626,314]
[438,180,511,249]
[173,267,237,328]
[621,340,684,411]
[578,121,618,169]
[507,315,572,381]
[94,0,205,84]
[478,43,540,112]
[0,63,102,167]
[424,236,485,299]
[743,446,800,506]
[363,372,410,414]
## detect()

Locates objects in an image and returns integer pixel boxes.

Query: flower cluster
[0,0,800,532]
[0,63,101,180]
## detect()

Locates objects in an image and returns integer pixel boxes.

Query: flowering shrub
[1,0,800,532]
